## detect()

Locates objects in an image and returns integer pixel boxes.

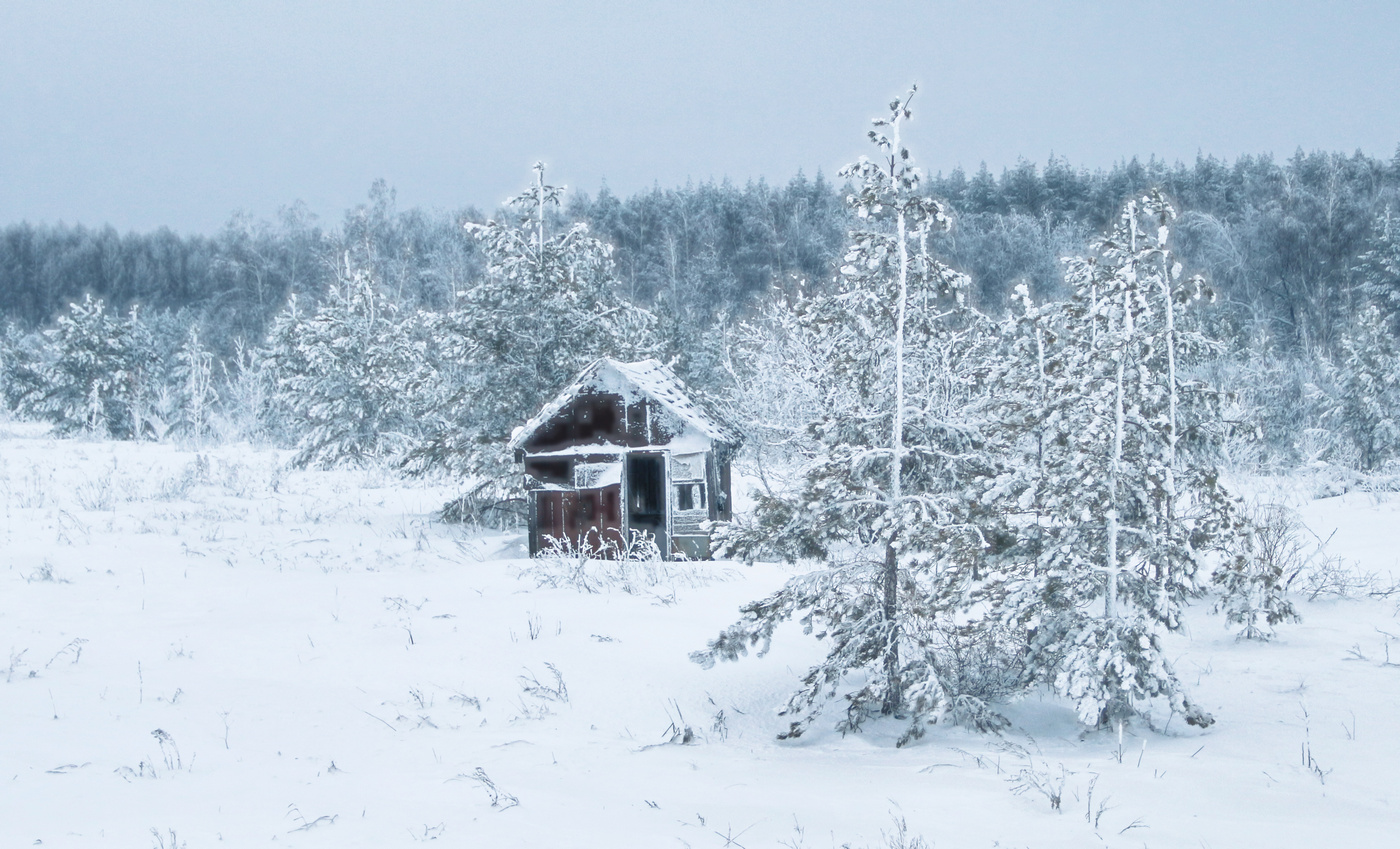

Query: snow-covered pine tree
[989,192,1251,726]
[402,163,657,519]
[0,322,47,418]
[695,89,1000,744]
[263,262,433,467]
[1356,208,1400,323]
[1328,303,1400,471]
[1327,208,1400,472]
[36,295,159,439]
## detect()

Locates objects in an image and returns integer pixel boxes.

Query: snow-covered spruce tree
[1327,303,1400,472]
[0,322,47,418]
[694,90,1003,743]
[263,262,433,468]
[988,192,1256,726]
[35,295,159,439]
[402,163,657,519]
[1356,208,1400,322]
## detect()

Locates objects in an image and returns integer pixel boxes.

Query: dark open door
[625,453,667,555]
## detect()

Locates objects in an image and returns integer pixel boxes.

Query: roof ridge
[508,357,741,451]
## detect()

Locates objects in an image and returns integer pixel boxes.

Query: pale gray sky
[4,0,1399,232]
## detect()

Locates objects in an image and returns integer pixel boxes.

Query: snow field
[3,426,1400,847]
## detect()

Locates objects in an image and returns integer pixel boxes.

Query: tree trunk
[882,114,911,717]
[1105,299,1129,622]
[1160,243,1178,608]
[882,540,901,714]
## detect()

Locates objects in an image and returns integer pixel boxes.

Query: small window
[676,482,706,512]
[525,458,572,485]
[574,461,622,489]
[672,453,705,481]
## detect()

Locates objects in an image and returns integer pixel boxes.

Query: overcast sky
[4,0,1399,233]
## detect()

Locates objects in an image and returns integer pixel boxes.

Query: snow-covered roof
[508,358,741,452]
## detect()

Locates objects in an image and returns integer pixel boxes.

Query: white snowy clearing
[3,423,1399,848]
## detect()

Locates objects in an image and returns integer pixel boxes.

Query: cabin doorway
[625,453,666,554]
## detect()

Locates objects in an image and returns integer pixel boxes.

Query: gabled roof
[508,357,742,451]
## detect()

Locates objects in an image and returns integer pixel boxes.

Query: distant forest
[4,148,1399,370]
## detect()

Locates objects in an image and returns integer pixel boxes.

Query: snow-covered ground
[4,423,1400,848]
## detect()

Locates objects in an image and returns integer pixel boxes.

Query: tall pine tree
[695,89,998,743]
[987,192,1250,727]
[263,262,433,467]
[402,164,657,518]
[37,295,158,439]
[1329,303,1400,471]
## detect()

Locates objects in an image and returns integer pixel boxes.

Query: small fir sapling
[1211,502,1302,640]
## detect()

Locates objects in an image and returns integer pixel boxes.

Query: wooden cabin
[509,358,741,559]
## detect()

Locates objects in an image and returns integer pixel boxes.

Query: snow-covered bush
[212,339,283,446]
[714,288,828,498]
[172,326,219,444]
[905,616,1026,733]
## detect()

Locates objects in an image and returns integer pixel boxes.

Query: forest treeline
[2,147,1400,480]
[4,148,1400,358]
